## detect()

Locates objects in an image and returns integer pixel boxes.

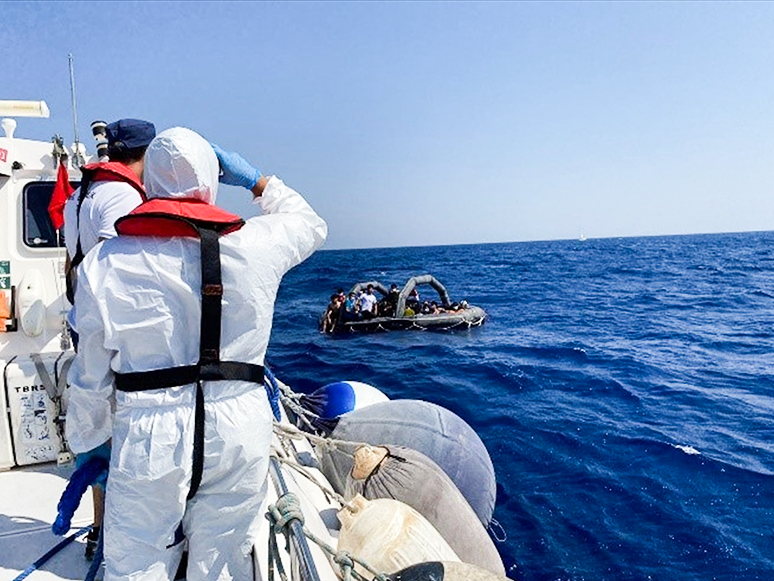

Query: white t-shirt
[359,292,378,312]
[64,180,144,259]
[64,180,143,330]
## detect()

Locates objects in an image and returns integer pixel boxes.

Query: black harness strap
[114,219,263,504]
[65,172,95,305]
[114,361,265,392]
[190,226,220,501]
[199,228,222,366]
[189,381,205,501]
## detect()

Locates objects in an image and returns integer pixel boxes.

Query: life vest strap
[199,228,222,364]
[114,362,265,392]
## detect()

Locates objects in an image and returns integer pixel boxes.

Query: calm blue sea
[267,231,774,581]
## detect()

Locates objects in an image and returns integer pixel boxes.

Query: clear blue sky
[3,2,774,250]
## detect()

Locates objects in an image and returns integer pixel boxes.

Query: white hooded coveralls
[65,128,327,580]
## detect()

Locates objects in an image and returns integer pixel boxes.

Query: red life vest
[79,161,146,200]
[66,162,148,304]
[115,197,244,237]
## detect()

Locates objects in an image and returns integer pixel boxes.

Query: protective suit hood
[144,127,219,204]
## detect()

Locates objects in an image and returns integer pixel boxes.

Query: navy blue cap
[106,119,156,150]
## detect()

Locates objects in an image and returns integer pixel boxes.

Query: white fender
[18,269,46,336]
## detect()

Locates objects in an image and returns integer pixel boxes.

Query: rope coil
[333,550,354,581]
[267,493,305,535]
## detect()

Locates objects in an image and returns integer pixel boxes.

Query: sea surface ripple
[267,231,774,581]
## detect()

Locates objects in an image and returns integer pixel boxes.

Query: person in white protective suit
[65,127,327,580]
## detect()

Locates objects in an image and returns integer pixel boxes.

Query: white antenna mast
[68,53,84,167]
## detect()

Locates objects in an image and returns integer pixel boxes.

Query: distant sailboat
[579,234,587,242]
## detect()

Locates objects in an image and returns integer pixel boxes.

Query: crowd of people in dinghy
[321,284,469,333]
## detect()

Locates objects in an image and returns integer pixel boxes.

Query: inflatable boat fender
[299,381,389,420]
[337,494,460,576]
[321,399,496,526]
[345,445,505,576]
[388,561,513,581]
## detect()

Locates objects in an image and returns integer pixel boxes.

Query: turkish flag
[48,159,74,230]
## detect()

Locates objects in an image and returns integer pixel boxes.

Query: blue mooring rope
[12,525,91,581]
[264,364,282,421]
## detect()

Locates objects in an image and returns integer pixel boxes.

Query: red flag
[48,159,74,230]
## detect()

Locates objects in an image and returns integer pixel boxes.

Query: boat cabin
[0,102,90,472]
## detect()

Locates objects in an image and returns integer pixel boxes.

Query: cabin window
[22,182,77,248]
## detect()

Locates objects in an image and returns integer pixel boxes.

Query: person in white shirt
[62,117,155,560]
[358,284,379,319]
[64,119,155,262]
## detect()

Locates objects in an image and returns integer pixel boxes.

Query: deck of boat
[0,416,342,581]
[0,461,95,581]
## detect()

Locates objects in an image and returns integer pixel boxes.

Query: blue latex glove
[75,441,111,489]
[210,143,262,189]
[52,454,109,535]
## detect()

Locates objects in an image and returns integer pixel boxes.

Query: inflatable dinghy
[322,275,486,333]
